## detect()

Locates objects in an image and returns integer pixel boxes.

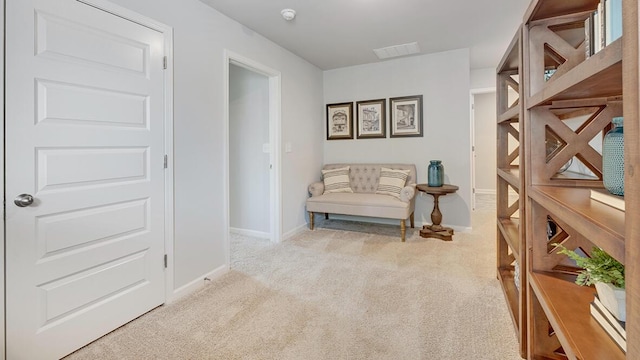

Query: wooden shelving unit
[497,0,640,358]
[496,26,527,358]
[529,272,625,360]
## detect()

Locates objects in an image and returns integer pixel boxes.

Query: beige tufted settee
[306,164,417,241]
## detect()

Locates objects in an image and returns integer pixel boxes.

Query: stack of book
[585,0,622,58]
[590,294,626,352]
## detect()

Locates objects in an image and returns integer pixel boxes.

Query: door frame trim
[223,50,283,265]
[470,87,496,211]
[1,1,6,358]
[77,0,177,304]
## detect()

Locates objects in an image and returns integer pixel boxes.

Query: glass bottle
[603,117,624,195]
[427,160,444,187]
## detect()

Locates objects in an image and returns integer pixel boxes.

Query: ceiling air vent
[373,42,420,60]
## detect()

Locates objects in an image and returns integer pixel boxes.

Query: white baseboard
[230,227,270,239]
[283,223,307,240]
[327,214,404,226]
[475,189,496,195]
[323,214,473,233]
[170,264,228,303]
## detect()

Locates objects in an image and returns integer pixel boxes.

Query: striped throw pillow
[322,166,353,194]
[376,167,410,199]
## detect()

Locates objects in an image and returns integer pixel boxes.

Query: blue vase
[603,117,624,195]
[428,160,444,187]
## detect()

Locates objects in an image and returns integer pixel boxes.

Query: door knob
[14,194,34,207]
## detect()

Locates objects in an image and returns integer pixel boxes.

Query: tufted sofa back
[322,164,417,193]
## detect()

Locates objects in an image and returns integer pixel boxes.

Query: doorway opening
[224,51,282,265]
[470,88,497,210]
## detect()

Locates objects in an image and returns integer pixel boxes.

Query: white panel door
[5,1,166,358]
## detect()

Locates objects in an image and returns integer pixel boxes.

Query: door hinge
[163,56,167,70]
[164,254,168,268]
[164,154,168,169]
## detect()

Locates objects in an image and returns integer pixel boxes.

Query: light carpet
[67,204,521,359]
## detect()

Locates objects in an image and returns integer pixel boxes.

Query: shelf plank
[529,186,625,264]
[498,267,521,335]
[497,167,520,190]
[527,38,623,108]
[498,218,521,261]
[524,0,599,23]
[529,272,625,360]
[498,105,520,123]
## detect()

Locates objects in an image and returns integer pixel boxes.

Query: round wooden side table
[416,184,459,241]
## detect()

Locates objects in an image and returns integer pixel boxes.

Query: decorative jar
[603,117,624,195]
[427,160,444,187]
[595,282,626,321]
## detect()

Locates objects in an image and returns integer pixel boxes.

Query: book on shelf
[605,0,622,45]
[593,293,626,338]
[585,0,622,57]
[590,188,625,211]
[584,13,593,58]
[590,301,626,352]
[598,1,606,50]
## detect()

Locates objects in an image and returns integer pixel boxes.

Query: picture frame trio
[326,95,423,140]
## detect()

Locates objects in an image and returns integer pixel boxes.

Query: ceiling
[200,0,531,71]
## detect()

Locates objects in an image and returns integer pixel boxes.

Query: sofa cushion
[376,167,410,199]
[306,193,411,219]
[322,166,353,194]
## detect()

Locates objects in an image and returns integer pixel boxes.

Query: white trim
[74,0,176,304]
[469,88,498,212]
[78,0,169,31]
[162,30,175,304]
[469,93,476,211]
[223,49,283,273]
[269,73,283,245]
[170,265,229,302]
[470,87,496,95]
[230,227,270,239]
[325,214,404,226]
[0,1,5,358]
[302,215,472,235]
[475,189,497,195]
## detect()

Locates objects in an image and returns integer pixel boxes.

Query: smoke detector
[281,9,296,21]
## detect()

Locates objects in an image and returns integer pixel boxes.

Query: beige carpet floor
[67,201,521,360]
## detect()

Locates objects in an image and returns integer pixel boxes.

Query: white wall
[474,92,497,193]
[323,49,472,228]
[109,0,324,290]
[229,64,270,234]
[471,67,496,90]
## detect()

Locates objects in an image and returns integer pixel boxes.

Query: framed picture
[326,102,354,140]
[389,95,423,137]
[356,99,386,139]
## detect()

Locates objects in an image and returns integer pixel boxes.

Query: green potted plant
[554,244,625,321]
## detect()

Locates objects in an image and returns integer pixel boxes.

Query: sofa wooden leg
[309,212,315,230]
[400,219,406,242]
[325,213,329,220]
[410,212,415,228]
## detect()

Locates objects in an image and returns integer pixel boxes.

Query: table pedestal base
[419,224,454,241]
